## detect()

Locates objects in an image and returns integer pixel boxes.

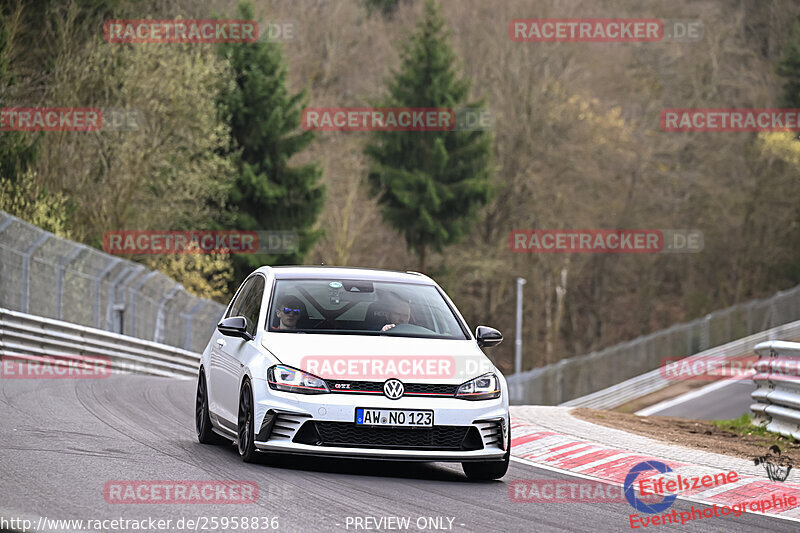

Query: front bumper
[250,378,508,462]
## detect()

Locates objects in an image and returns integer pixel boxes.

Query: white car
[196,266,510,480]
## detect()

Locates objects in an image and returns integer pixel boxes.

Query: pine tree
[218,2,325,282]
[778,19,800,107]
[364,0,493,270]
[363,0,406,18]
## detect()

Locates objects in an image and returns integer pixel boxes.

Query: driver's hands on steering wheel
[381,323,396,332]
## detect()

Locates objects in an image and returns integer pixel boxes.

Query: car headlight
[267,365,329,394]
[456,372,501,400]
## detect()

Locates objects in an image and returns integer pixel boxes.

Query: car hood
[260,332,495,384]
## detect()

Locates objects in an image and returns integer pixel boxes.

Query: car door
[217,275,265,428]
[233,273,266,385]
[209,277,254,429]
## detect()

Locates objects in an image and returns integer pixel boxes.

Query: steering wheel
[382,323,433,334]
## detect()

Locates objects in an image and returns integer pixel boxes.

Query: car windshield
[267,278,468,339]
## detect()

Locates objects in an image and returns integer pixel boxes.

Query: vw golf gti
[196,266,509,480]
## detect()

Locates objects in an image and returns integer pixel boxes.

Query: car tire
[196,370,222,444]
[462,424,510,481]
[237,379,257,462]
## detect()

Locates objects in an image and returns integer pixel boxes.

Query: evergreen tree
[363,0,407,18]
[218,2,325,283]
[778,18,800,107]
[0,9,39,184]
[364,0,492,270]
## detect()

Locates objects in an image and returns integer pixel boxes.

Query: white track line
[635,378,748,416]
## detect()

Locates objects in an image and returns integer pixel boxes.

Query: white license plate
[355,408,433,427]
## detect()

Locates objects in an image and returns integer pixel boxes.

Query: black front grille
[407,383,459,395]
[326,380,458,397]
[294,421,482,451]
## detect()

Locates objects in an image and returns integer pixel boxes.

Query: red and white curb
[509,417,800,521]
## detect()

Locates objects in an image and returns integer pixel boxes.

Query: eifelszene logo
[624,461,677,514]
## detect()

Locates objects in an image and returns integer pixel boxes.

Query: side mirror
[476,326,503,348]
[217,316,253,340]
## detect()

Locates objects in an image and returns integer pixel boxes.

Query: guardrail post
[0,308,5,354]
[128,271,158,338]
[181,299,206,351]
[106,265,143,331]
[57,245,87,320]
[20,233,50,314]
[794,286,800,321]
[154,284,181,344]
[725,310,732,342]
[93,257,122,328]
[556,359,565,404]
[769,301,778,330]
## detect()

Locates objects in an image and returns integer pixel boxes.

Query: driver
[275,296,305,330]
[380,295,412,332]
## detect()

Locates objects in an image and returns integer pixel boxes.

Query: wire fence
[0,211,225,353]
[508,282,800,405]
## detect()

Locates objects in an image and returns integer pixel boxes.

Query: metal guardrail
[0,307,200,379]
[751,340,800,438]
[0,211,225,353]
[508,283,800,406]
[562,319,800,410]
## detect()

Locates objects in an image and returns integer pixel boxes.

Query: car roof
[254,265,436,285]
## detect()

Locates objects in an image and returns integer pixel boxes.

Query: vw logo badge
[383,379,404,400]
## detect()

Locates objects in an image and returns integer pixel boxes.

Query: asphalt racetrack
[0,375,793,532]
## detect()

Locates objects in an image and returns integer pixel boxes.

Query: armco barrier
[751,340,800,438]
[561,319,800,410]
[507,283,800,406]
[0,307,200,379]
[0,211,225,353]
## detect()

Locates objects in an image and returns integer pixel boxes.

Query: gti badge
[383,379,404,400]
